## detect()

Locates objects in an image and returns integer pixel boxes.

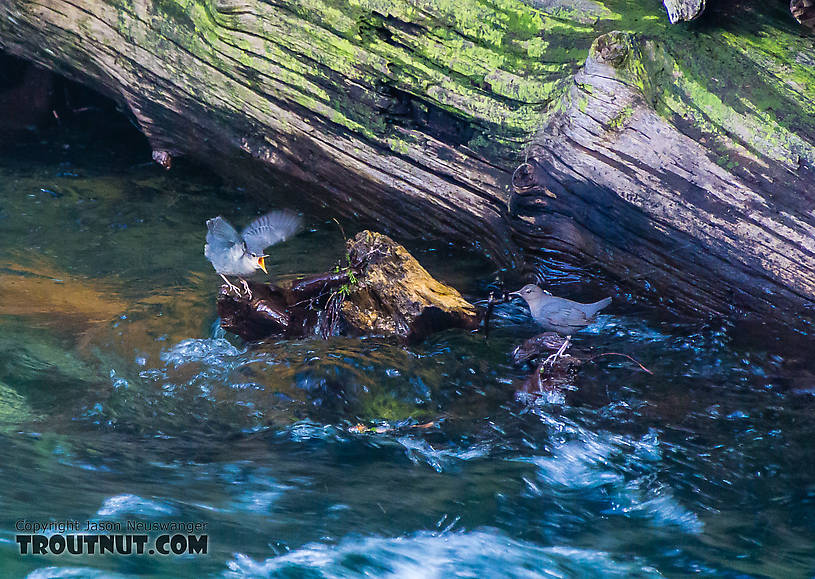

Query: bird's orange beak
[257,256,268,274]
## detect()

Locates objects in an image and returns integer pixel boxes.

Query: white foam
[225,530,663,578]
[97,493,177,517]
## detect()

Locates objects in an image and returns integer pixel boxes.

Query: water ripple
[97,493,178,517]
[159,338,244,368]
[225,530,663,578]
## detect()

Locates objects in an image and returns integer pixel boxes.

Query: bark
[0,0,813,329]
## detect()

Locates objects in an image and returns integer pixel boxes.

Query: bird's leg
[542,335,572,368]
[239,278,253,300]
[536,362,545,393]
[219,274,241,295]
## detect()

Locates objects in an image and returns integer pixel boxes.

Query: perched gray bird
[204,210,302,298]
[509,284,611,335]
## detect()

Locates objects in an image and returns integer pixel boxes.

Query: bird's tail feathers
[590,296,612,315]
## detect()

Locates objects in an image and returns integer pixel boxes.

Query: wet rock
[341,231,480,342]
[216,271,351,341]
[517,356,582,403]
[662,0,706,23]
[791,0,815,31]
[216,231,479,343]
[511,332,568,366]
[151,150,173,169]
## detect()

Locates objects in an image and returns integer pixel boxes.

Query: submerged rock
[511,332,568,366]
[342,231,480,342]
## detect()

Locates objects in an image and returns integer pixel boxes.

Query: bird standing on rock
[509,284,611,335]
[204,210,302,299]
[509,284,612,365]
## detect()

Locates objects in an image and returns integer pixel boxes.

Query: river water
[1,114,814,578]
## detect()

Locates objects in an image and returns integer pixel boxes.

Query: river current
[1,112,814,578]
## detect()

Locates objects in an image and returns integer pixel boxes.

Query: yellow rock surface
[341,231,479,340]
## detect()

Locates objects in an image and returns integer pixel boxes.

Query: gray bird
[509,284,611,335]
[204,210,302,298]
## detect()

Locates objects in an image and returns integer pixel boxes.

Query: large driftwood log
[0,0,813,328]
[515,31,815,318]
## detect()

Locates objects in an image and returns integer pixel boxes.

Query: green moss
[95,0,815,173]
[608,105,634,130]
[585,23,815,170]
[387,136,413,155]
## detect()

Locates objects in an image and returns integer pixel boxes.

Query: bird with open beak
[204,210,302,299]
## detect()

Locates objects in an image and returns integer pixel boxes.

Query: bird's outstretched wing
[241,210,302,254]
[205,216,245,267]
[206,216,242,246]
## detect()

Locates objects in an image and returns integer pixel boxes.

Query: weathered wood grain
[1,0,813,329]
[792,0,815,31]
[514,32,815,320]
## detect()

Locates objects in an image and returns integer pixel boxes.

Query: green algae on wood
[1,0,813,326]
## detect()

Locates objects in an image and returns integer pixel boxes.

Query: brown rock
[216,271,352,341]
[342,231,480,342]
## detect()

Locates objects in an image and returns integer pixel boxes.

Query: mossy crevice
[588,29,815,171]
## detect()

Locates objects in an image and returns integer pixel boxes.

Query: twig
[585,352,654,375]
[71,106,101,114]
[535,362,544,392]
[483,291,495,339]
[331,217,346,240]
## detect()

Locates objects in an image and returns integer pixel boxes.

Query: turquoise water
[1,114,815,578]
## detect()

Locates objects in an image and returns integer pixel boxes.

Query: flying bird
[204,210,302,298]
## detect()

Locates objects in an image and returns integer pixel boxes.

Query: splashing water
[0,100,814,579]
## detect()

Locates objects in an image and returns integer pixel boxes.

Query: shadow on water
[1,77,815,578]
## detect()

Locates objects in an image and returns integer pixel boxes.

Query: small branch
[585,352,654,374]
[482,291,495,339]
[331,217,346,240]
